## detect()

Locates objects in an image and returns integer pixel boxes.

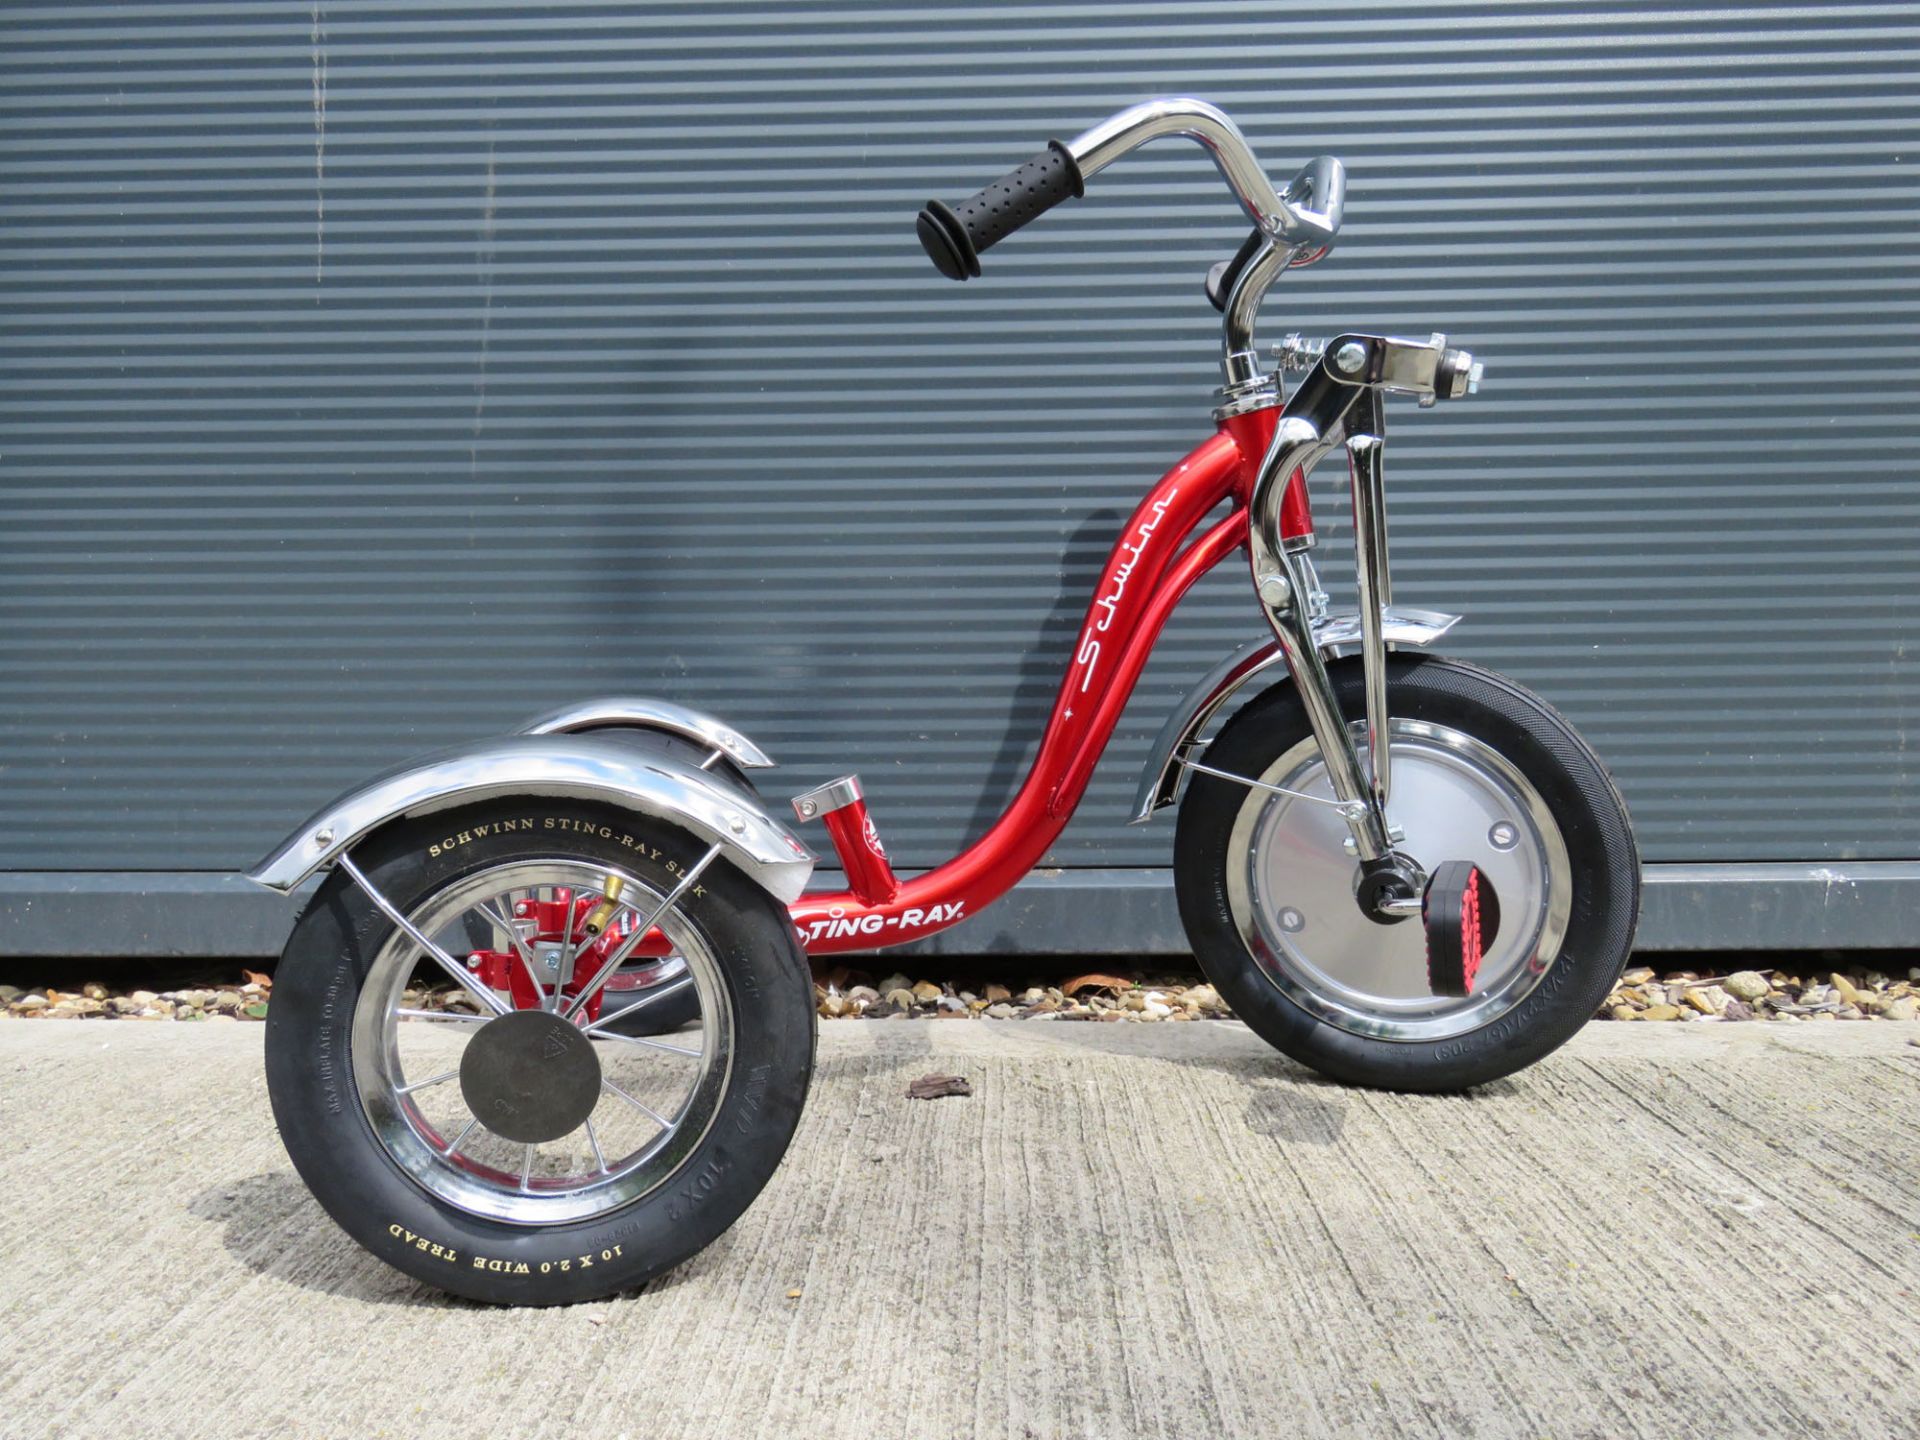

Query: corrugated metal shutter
[3,3,1916,902]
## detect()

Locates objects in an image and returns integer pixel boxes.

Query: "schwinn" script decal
[1074,488,1178,693]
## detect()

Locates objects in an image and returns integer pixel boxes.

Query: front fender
[244,733,815,903]
[1128,606,1461,823]
[517,696,775,769]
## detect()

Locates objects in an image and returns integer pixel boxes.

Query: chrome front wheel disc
[1226,718,1573,1042]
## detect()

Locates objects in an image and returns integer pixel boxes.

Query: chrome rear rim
[606,955,690,994]
[350,859,732,1225]
[1226,718,1571,1042]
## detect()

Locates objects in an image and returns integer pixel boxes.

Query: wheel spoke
[396,1006,487,1024]
[397,1067,460,1096]
[338,852,509,1015]
[585,1118,609,1175]
[579,974,695,1035]
[445,1117,480,1158]
[591,1030,701,1059]
[601,1075,674,1130]
[519,1143,535,1192]
[562,843,722,1021]
[557,877,643,1014]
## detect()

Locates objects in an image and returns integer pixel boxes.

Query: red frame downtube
[791,410,1307,953]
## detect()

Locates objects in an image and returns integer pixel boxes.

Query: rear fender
[244,732,813,903]
[517,696,776,770]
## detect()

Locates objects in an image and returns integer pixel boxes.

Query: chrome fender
[245,732,814,903]
[1128,606,1461,823]
[517,696,776,770]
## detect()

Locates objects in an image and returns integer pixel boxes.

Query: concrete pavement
[1,1017,1916,1440]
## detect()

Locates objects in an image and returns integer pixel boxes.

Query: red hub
[463,888,634,1018]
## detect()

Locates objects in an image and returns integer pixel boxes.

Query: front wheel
[265,800,815,1304]
[1174,655,1639,1092]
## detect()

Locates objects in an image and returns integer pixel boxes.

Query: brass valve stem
[580,875,625,937]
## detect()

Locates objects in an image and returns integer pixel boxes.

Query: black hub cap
[1354,850,1425,924]
[457,1009,603,1145]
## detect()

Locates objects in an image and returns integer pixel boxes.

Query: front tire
[265,799,815,1304]
[1174,655,1638,1092]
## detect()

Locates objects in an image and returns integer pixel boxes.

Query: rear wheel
[1174,655,1638,1091]
[265,799,814,1304]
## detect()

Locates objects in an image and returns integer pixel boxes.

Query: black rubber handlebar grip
[916,139,1085,280]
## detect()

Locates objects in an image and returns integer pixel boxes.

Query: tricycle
[248,99,1639,1304]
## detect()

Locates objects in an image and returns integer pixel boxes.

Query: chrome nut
[1330,340,1368,376]
[1436,347,1482,400]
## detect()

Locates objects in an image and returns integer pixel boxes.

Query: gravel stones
[9,961,1918,1030]
[4,976,270,1022]
[800,970,1237,1023]
[1600,966,1916,1022]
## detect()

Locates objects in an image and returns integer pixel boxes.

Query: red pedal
[1423,861,1500,998]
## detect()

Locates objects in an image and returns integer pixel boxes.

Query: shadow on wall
[961,508,1122,844]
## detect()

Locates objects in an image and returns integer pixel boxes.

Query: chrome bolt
[1489,822,1519,851]
[313,827,334,848]
[728,812,747,835]
[1279,907,1306,933]
[797,800,818,819]
[1331,341,1368,376]
[466,954,483,970]
[1257,573,1291,608]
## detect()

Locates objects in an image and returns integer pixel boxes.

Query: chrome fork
[1346,430,1392,816]
[1246,332,1478,892]
[1255,544,1393,861]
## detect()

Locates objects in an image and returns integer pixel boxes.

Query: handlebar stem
[1219,239,1292,388]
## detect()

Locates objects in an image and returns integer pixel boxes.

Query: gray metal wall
[3,2,1917,954]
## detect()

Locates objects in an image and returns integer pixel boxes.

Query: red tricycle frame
[789,406,1307,954]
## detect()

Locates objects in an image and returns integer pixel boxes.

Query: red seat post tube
[792,776,898,906]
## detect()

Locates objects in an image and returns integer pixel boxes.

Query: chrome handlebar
[914,98,1347,382]
[1063,99,1345,252]
[1064,98,1345,377]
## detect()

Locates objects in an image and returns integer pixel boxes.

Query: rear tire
[265,799,815,1304]
[1174,654,1638,1092]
